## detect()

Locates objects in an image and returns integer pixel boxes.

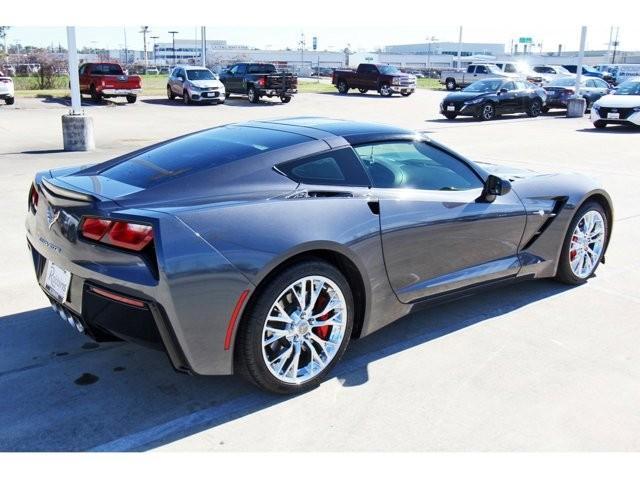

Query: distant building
[385,42,505,57]
[154,39,250,64]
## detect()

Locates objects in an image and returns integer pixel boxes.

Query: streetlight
[425,35,438,71]
[140,26,150,69]
[168,31,179,67]
[150,35,159,65]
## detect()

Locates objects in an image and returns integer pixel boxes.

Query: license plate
[447,105,455,111]
[204,92,218,98]
[607,112,620,119]
[44,262,71,303]
[548,91,556,96]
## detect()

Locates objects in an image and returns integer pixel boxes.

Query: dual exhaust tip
[50,301,84,333]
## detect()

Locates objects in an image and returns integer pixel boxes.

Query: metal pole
[66,27,82,115]
[612,27,619,64]
[606,26,613,63]
[169,31,179,66]
[201,26,206,67]
[575,26,587,91]
[456,26,463,68]
[150,36,159,66]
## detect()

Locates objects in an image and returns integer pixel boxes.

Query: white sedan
[591,78,640,129]
[0,73,14,105]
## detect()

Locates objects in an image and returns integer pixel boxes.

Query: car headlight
[465,97,484,105]
[189,83,201,91]
[592,104,601,111]
[392,77,401,86]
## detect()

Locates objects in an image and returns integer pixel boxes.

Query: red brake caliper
[570,234,578,261]
[313,294,331,339]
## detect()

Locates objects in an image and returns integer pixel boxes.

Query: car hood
[189,79,223,88]
[444,91,494,102]
[595,94,640,108]
[477,162,551,181]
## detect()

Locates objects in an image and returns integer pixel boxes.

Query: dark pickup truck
[332,63,416,97]
[219,63,298,103]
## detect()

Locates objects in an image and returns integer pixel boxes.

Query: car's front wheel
[594,120,607,129]
[379,83,393,97]
[167,85,175,100]
[527,98,542,117]
[477,102,496,121]
[556,201,608,285]
[236,260,354,394]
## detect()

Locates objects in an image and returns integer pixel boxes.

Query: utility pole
[456,26,463,68]
[150,36,159,65]
[567,26,587,118]
[606,26,614,63]
[611,27,620,64]
[169,31,179,66]
[123,27,127,67]
[425,35,438,70]
[298,32,305,75]
[201,26,206,67]
[140,26,149,69]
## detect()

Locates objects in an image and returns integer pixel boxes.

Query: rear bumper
[258,88,297,96]
[101,88,142,96]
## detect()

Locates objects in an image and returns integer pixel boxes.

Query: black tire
[167,85,175,100]
[126,95,137,104]
[5,96,15,105]
[90,84,101,102]
[236,259,354,394]
[280,95,291,103]
[183,90,191,105]
[556,200,608,285]
[378,83,393,97]
[225,92,231,99]
[358,88,368,94]
[445,78,456,91]
[337,80,349,94]
[400,91,413,96]
[594,120,607,129]
[527,98,542,117]
[541,106,550,114]
[247,86,260,103]
[444,112,457,120]
[476,102,496,121]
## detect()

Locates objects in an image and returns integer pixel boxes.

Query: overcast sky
[4,25,637,54]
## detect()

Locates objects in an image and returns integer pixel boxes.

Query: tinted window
[475,66,488,74]
[101,126,311,188]
[502,82,516,91]
[92,64,124,75]
[504,64,518,73]
[277,148,370,187]
[354,142,483,191]
[247,64,275,74]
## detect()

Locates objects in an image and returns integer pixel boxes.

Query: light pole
[140,26,150,69]
[150,36,159,65]
[425,35,438,70]
[298,32,305,75]
[169,30,179,67]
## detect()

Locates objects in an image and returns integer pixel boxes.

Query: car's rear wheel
[90,84,101,102]
[594,120,607,129]
[445,78,456,91]
[337,80,349,94]
[280,95,291,103]
[126,95,137,104]
[236,260,354,394]
[5,96,15,105]
[247,86,260,103]
[358,88,368,94]
[542,106,550,114]
[167,85,175,100]
[527,98,542,117]
[556,201,608,285]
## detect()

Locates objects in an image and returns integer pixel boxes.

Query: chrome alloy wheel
[261,275,347,384]
[569,210,606,279]
[481,103,495,120]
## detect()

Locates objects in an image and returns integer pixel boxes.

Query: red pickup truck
[79,62,142,103]
[332,63,416,97]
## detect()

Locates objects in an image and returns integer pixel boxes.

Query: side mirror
[482,175,511,202]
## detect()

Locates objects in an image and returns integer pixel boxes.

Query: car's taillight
[29,183,39,213]
[80,217,153,251]
[257,76,266,87]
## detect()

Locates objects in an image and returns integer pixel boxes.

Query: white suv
[0,72,15,105]
[167,66,226,105]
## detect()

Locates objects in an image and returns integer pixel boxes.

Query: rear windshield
[247,64,276,74]
[100,125,309,188]
[92,64,124,75]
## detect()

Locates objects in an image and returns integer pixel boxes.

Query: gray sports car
[26,117,613,394]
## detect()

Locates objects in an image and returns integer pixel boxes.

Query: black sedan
[440,78,546,121]
[543,76,611,112]
[26,118,612,394]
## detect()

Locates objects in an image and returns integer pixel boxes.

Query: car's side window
[586,79,596,88]
[504,64,517,73]
[236,64,247,75]
[79,64,86,75]
[276,148,370,187]
[467,65,475,73]
[594,79,609,88]
[475,66,487,74]
[502,82,516,91]
[354,142,483,191]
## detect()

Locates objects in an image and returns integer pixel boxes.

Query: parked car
[1,64,16,76]
[145,67,160,75]
[561,64,614,84]
[167,66,226,105]
[494,61,550,84]
[311,67,334,77]
[159,66,171,75]
[440,78,546,120]
[532,65,575,81]
[604,64,640,86]
[543,77,611,112]
[440,63,518,90]
[332,64,416,97]
[0,73,15,105]
[591,77,640,129]
[219,63,297,103]
[78,62,142,103]
[26,117,612,393]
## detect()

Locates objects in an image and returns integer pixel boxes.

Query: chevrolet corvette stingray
[26,117,613,394]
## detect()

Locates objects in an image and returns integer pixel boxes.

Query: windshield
[464,79,503,92]
[533,66,555,74]
[186,69,215,81]
[247,64,276,74]
[614,80,640,95]
[379,65,400,75]
[549,77,583,87]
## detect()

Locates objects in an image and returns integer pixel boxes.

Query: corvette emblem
[47,206,61,230]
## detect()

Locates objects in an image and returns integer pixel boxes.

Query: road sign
[519,37,533,44]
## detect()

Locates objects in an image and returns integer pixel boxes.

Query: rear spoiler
[41,177,95,205]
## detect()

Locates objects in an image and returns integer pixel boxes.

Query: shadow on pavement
[576,126,640,134]
[141,97,285,107]
[0,279,570,452]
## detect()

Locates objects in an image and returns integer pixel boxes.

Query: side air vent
[521,197,568,250]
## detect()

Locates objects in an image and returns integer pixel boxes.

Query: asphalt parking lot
[1,90,639,451]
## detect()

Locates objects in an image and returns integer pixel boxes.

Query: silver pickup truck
[440,63,518,90]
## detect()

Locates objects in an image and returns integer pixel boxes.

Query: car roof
[247,117,418,145]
